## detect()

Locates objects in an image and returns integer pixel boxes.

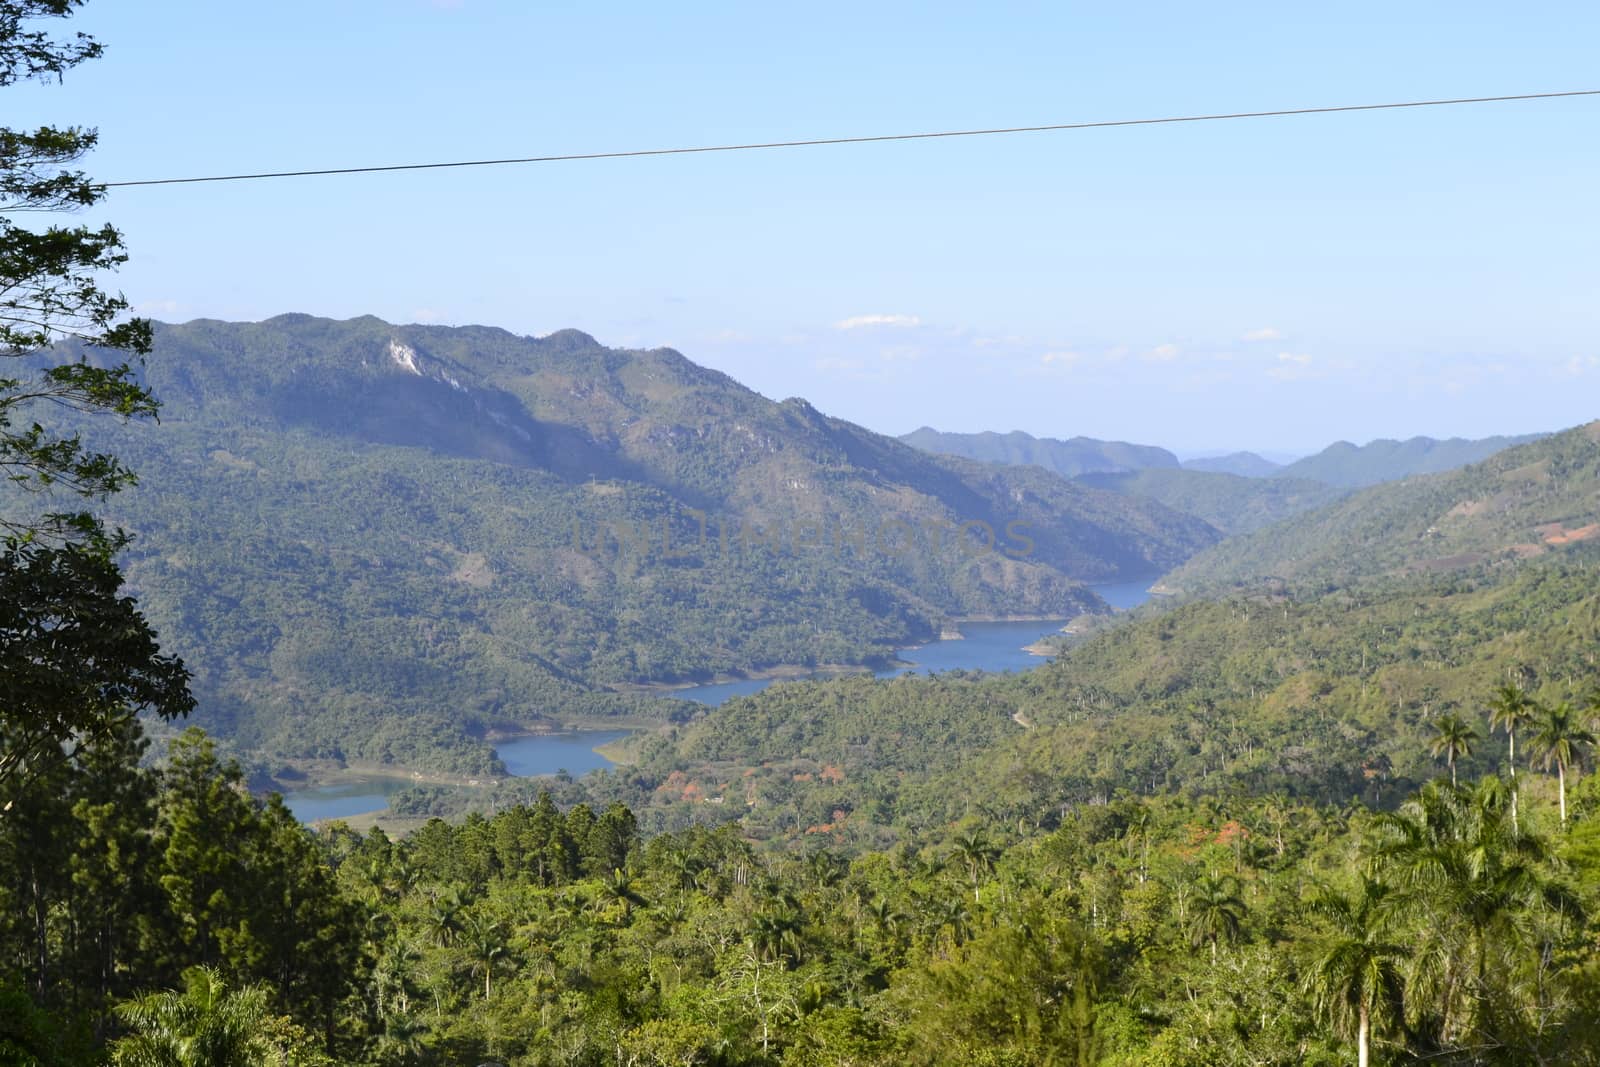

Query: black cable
[102,89,1600,190]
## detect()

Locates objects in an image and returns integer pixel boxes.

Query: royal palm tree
[1529,701,1595,826]
[425,886,463,947]
[592,867,648,925]
[951,831,1000,903]
[1187,872,1246,963]
[1304,877,1407,1067]
[460,912,507,1000]
[1372,778,1574,1049]
[1487,684,1538,833]
[865,895,904,937]
[111,967,272,1067]
[749,904,805,964]
[1428,712,1480,788]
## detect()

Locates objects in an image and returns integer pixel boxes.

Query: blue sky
[13,1,1599,454]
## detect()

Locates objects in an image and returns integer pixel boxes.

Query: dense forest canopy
[4,3,1600,1066]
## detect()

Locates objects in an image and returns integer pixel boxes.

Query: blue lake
[496,730,629,777]
[673,577,1157,704]
[281,776,413,823]
[282,730,629,823]
[283,578,1156,821]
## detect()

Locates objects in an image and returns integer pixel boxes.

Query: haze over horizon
[15,0,1598,453]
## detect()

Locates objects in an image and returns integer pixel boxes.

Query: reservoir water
[282,731,629,824]
[283,578,1156,821]
[674,576,1158,704]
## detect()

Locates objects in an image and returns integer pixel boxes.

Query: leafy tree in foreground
[1,0,156,545]
[0,542,191,799]
[0,1,190,798]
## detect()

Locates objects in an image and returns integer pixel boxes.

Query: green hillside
[1162,420,1600,594]
[43,316,1217,772]
[899,426,1179,477]
[1275,431,1544,487]
[1075,468,1346,535]
[578,538,1600,843]
[1182,450,1283,477]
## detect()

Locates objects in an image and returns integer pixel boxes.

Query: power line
[104,89,1599,189]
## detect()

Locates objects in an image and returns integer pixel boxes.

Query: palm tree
[374,1012,428,1065]
[1304,877,1407,1067]
[1487,684,1538,833]
[865,895,904,937]
[749,904,805,965]
[1428,712,1480,788]
[1372,778,1575,1049]
[951,831,1000,903]
[111,967,272,1067]
[460,913,507,1000]
[592,867,648,924]
[425,886,463,947]
[1529,700,1596,826]
[1187,872,1246,963]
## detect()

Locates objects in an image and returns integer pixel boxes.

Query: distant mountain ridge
[1182,451,1282,477]
[1274,433,1547,488]
[1164,420,1600,593]
[899,427,1179,478]
[1075,469,1347,536]
[44,315,1218,771]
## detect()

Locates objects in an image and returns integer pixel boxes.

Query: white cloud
[1242,327,1284,343]
[1144,343,1181,362]
[1565,355,1600,376]
[834,313,921,330]
[137,299,182,317]
[1040,350,1081,366]
[1267,352,1317,381]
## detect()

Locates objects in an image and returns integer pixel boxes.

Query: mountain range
[902,427,1543,489]
[897,427,1180,478]
[1164,420,1600,593]
[45,315,1217,771]
[1273,433,1547,487]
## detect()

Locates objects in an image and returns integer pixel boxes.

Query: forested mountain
[1164,420,1600,594]
[49,316,1217,771]
[1075,468,1346,535]
[1181,450,1283,477]
[902,429,1547,541]
[572,537,1600,844]
[899,426,1180,477]
[1275,431,1545,487]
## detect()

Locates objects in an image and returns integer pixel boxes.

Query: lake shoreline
[609,611,1100,696]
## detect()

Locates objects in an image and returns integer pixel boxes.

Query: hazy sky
[13,1,1598,454]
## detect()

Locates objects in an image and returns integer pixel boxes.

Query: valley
[7,6,1600,1063]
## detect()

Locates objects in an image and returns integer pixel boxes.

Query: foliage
[1076,467,1346,536]
[0,0,156,546]
[0,540,192,795]
[900,426,1179,479]
[12,314,1220,772]
[1274,433,1543,489]
[586,543,1600,843]
[1167,420,1600,593]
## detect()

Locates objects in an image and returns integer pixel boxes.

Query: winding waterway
[282,578,1157,822]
